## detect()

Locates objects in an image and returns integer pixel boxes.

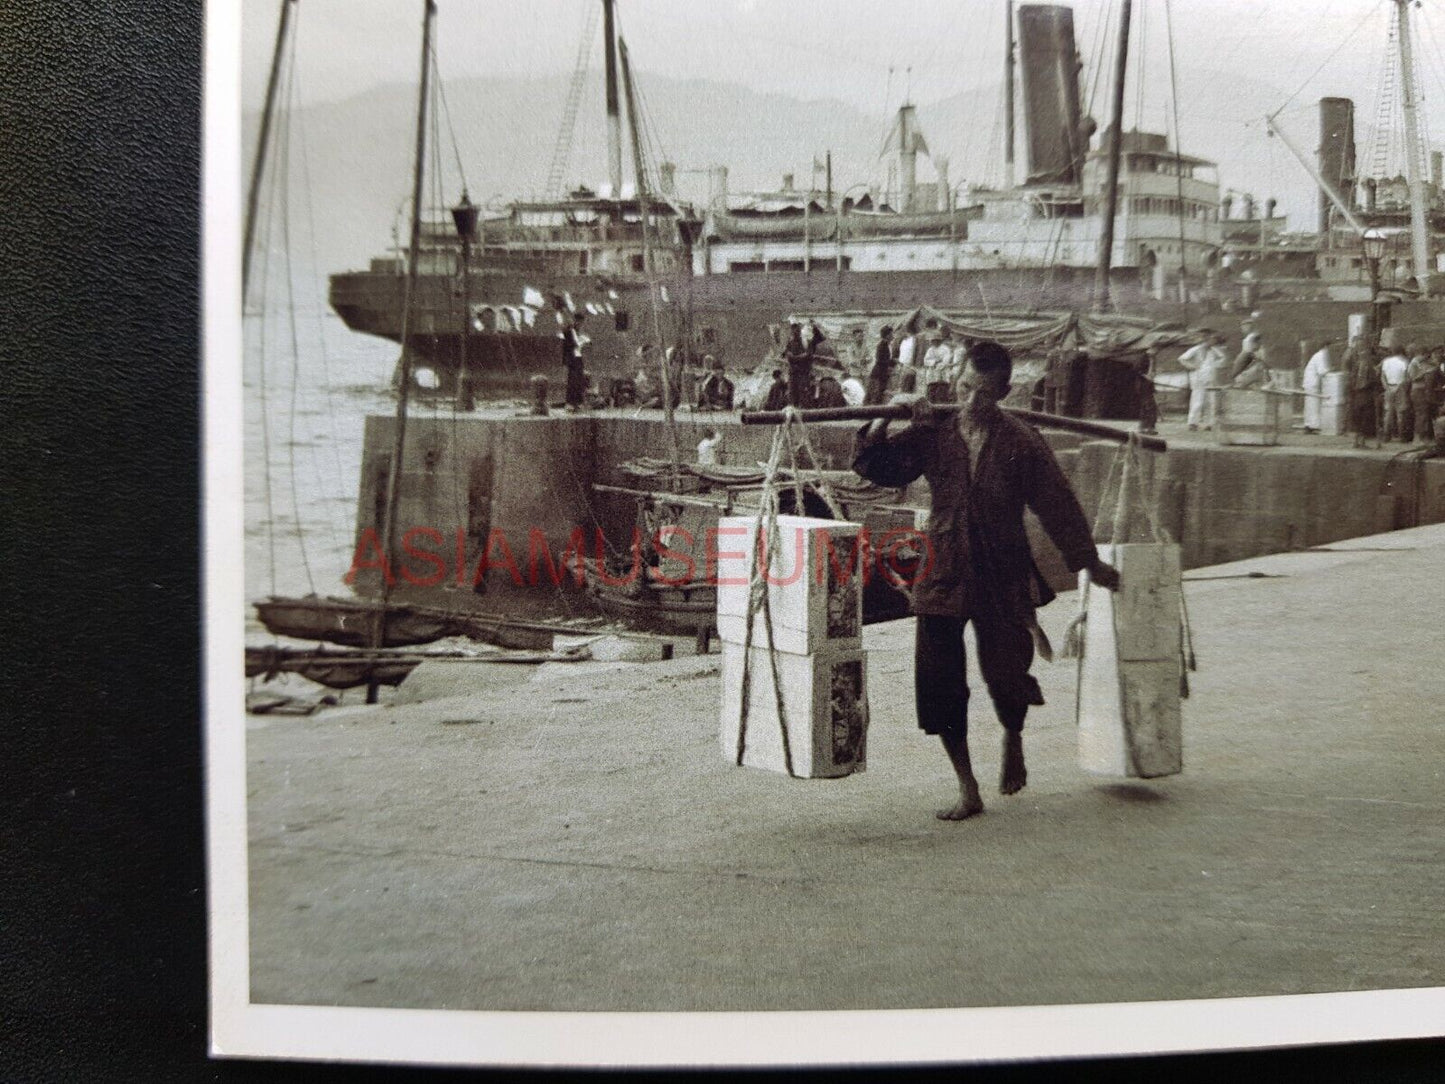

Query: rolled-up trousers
[914,612,1043,738]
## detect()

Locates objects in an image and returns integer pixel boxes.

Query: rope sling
[733,408,851,774]
[1062,433,1198,775]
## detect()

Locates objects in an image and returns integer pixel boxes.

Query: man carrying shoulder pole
[850,340,1121,819]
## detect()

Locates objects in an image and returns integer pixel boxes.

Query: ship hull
[330,264,1164,397]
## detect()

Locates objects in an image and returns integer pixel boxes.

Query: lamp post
[450,191,479,411]
[1362,228,1388,349]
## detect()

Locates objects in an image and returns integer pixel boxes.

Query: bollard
[529,374,549,416]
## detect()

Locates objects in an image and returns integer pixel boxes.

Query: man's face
[955,358,1006,409]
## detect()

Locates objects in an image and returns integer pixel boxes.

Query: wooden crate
[715,514,864,655]
[1212,388,1281,446]
[719,643,868,778]
[1076,542,1183,779]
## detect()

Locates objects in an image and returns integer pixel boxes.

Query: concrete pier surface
[246,523,1444,1014]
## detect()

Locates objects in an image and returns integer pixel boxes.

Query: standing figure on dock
[1380,344,1412,442]
[1177,330,1227,430]
[852,340,1121,821]
[1346,338,1381,448]
[864,325,895,405]
[1229,331,1264,383]
[1300,340,1333,434]
[697,356,735,412]
[782,322,809,409]
[561,312,588,410]
[1134,350,1160,435]
[762,368,790,412]
[1407,348,1437,442]
[1231,334,1270,389]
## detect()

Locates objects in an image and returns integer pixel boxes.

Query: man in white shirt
[1300,340,1334,434]
[922,328,954,371]
[1177,330,1228,430]
[1379,345,1412,441]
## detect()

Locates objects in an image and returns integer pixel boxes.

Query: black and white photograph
[207,0,1444,1067]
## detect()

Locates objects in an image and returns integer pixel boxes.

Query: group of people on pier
[551,300,1445,449]
[1343,338,1445,448]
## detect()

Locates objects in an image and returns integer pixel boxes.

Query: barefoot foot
[935,795,985,820]
[1000,733,1027,795]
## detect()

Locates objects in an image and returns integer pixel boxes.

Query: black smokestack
[1317,97,1357,234]
[1017,4,1090,185]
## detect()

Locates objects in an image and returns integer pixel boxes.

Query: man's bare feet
[936,797,982,820]
[936,789,984,820]
[1000,732,1027,795]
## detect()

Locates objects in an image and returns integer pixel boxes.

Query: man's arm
[1022,432,1120,590]
[852,395,931,489]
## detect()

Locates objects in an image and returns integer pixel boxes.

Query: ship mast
[1395,0,1431,294]
[371,0,437,673]
[1004,0,1015,189]
[242,0,298,303]
[1094,0,1133,312]
[603,0,624,197]
[618,35,683,481]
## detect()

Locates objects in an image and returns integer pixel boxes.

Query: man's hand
[1089,558,1121,592]
[890,392,935,425]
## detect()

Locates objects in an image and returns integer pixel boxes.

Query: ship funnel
[782,172,795,192]
[1265,197,1277,220]
[1016,4,1089,185]
[707,165,729,207]
[1317,97,1357,234]
[882,103,930,212]
[1242,193,1256,220]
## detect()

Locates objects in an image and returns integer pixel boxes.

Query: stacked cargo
[714,514,869,778]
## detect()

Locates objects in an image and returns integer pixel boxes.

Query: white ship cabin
[407,188,693,279]
[693,130,1221,278]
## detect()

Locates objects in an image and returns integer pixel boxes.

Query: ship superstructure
[328,0,1225,394]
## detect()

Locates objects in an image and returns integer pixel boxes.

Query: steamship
[328,1,1225,396]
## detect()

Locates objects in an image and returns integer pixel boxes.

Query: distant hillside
[243,65,1345,279]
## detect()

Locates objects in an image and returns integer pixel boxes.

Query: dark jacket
[853,411,1097,620]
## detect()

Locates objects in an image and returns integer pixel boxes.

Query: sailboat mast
[1396,0,1431,294]
[1094,0,1133,311]
[1005,0,1015,189]
[603,0,624,196]
[374,0,437,651]
[618,36,683,479]
[242,0,298,303]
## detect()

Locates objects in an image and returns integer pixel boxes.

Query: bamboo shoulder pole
[738,404,1169,453]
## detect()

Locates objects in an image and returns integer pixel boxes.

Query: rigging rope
[430,39,469,197]
[279,43,317,595]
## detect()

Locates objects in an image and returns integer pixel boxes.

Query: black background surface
[0,1,1438,1079]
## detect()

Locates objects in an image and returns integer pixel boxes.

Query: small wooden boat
[583,563,716,649]
[246,645,420,689]
[254,595,554,651]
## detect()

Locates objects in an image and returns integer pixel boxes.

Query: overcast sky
[239,0,1445,210]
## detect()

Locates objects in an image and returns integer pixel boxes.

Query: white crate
[1212,388,1281,446]
[714,515,864,655]
[1320,371,1347,436]
[719,642,868,778]
[1076,543,1183,779]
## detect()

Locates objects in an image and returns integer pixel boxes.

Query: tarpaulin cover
[784,304,1207,361]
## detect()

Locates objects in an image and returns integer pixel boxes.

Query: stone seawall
[352,411,1445,610]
